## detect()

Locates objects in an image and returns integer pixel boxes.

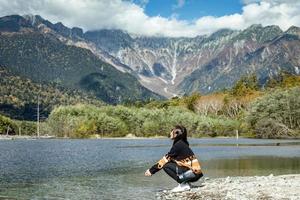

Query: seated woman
[145,125,203,192]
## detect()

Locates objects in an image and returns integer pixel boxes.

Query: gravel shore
[157,174,300,200]
[0,135,54,140]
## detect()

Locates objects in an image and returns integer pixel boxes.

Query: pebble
[156,174,300,200]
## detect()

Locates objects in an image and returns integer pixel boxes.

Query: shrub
[0,114,17,135]
[255,118,294,138]
[94,113,128,137]
[47,104,244,138]
[248,87,300,138]
[15,120,37,136]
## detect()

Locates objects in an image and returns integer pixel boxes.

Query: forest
[1,72,300,139]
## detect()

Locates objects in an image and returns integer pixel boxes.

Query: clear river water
[0,138,299,199]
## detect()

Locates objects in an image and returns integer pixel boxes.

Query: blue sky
[0,0,299,37]
[142,0,243,20]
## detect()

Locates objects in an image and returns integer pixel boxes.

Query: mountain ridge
[1,14,299,98]
[85,23,299,96]
[0,15,163,105]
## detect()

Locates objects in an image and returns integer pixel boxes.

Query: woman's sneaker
[171,182,191,192]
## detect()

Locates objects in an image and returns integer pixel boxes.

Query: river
[0,138,299,199]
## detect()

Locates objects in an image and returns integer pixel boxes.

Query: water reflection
[203,156,300,178]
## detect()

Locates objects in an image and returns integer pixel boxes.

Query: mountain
[0,15,162,105]
[179,25,300,94]
[1,14,299,99]
[83,24,300,96]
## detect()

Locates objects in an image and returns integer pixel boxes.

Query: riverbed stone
[156,174,300,200]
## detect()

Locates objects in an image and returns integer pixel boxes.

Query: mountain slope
[0,67,104,120]
[84,24,299,96]
[0,15,162,104]
[1,15,299,98]
[179,29,300,94]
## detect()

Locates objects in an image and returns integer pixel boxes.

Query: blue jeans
[162,161,203,183]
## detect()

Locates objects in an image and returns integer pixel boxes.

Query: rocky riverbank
[0,135,55,140]
[157,174,300,200]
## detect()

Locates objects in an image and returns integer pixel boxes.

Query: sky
[0,0,299,37]
[138,0,243,20]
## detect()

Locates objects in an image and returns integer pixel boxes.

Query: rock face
[84,25,300,97]
[157,174,300,200]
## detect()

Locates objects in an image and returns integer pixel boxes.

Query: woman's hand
[144,169,152,176]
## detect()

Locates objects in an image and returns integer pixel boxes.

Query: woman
[145,125,203,192]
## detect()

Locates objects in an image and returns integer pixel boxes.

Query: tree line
[1,72,300,138]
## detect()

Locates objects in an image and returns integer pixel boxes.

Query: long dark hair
[172,125,189,146]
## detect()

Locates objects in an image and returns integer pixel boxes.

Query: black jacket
[149,140,196,174]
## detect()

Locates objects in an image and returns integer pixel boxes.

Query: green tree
[231,74,259,96]
[0,114,17,134]
[248,87,300,138]
[182,92,201,112]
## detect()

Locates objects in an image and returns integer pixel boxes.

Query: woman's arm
[148,155,170,174]
[145,144,179,175]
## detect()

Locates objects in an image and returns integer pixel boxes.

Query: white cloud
[242,0,260,4]
[0,0,299,37]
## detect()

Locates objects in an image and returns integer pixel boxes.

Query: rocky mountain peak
[209,28,235,39]
[286,26,300,36]
[20,15,84,39]
[0,15,32,32]
[234,24,282,43]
